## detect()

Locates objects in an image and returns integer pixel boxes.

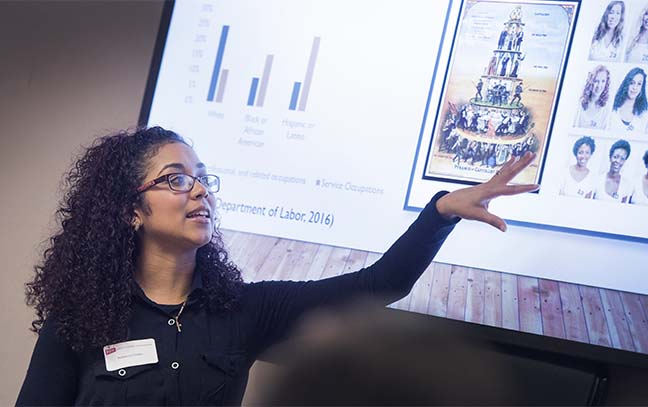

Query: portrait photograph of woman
[625,4,648,62]
[589,1,625,61]
[608,67,648,132]
[559,136,597,198]
[573,65,611,129]
[594,139,633,202]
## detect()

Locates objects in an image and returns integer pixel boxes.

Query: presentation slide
[408,0,648,243]
[405,0,648,297]
[148,0,452,252]
[145,0,648,304]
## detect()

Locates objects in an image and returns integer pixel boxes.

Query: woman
[16,127,538,405]
[630,150,648,205]
[574,65,610,129]
[559,136,596,198]
[594,139,633,202]
[608,67,648,132]
[589,1,625,61]
[625,5,648,62]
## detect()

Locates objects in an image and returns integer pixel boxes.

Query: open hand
[435,151,540,232]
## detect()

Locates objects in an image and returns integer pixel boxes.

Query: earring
[133,220,141,232]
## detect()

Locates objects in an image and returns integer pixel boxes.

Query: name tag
[103,338,158,372]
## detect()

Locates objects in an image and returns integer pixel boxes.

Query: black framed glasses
[136,173,220,194]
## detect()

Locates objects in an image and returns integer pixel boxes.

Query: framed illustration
[423,0,579,185]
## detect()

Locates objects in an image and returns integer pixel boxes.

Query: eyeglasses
[136,173,220,194]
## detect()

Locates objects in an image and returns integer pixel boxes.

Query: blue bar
[247,78,259,106]
[289,82,301,110]
[207,25,230,101]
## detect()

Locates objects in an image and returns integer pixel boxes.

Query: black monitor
[139,0,648,387]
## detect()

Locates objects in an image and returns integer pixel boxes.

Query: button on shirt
[17,192,458,406]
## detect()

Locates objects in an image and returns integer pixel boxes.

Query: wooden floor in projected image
[221,229,648,355]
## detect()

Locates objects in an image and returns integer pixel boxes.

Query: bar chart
[207,25,229,103]
[205,23,320,111]
[149,0,461,260]
[247,55,274,107]
[289,37,320,111]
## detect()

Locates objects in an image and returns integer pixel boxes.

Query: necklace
[174,300,188,333]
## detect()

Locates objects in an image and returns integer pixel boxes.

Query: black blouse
[16,191,458,406]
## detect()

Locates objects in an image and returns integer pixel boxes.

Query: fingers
[489,156,516,182]
[478,210,507,232]
[499,153,518,173]
[489,152,537,187]
[499,183,540,196]
[499,152,536,181]
[465,207,507,232]
[512,151,536,173]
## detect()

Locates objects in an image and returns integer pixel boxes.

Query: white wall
[0,1,163,403]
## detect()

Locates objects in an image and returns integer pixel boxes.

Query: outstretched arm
[245,151,539,355]
[436,151,539,231]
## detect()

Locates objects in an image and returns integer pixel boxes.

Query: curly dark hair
[572,136,596,157]
[25,127,243,352]
[609,139,631,159]
[613,67,648,115]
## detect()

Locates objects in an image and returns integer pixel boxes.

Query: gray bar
[255,55,274,107]
[298,37,320,111]
[215,69,229,103]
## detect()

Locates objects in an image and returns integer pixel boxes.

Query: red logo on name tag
[105,346,116,356]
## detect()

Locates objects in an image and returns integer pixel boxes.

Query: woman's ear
[128,206,144,232]
[132,215,142,232]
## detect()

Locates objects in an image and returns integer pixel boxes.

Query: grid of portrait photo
[561,134,648,203]
[563,0,648,205]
